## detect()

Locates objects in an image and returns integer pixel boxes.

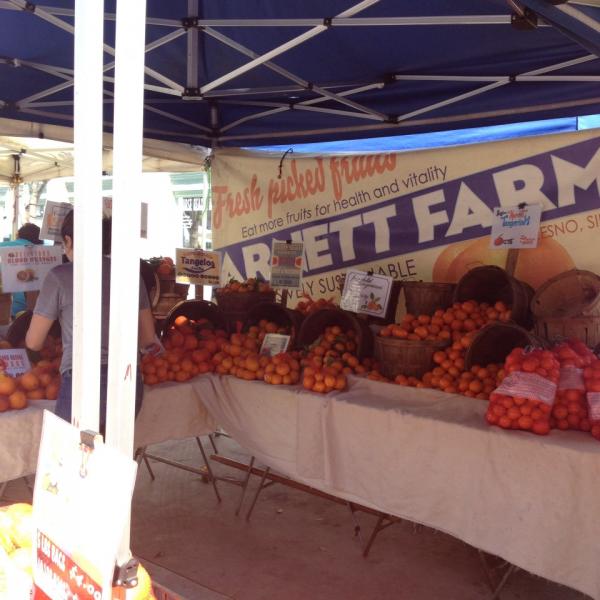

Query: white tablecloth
[134,381,216,449]
[194,374,600,600]
[0,400,55,483]
[1,381,216,484]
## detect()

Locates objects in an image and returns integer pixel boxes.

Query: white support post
[72,0,104,432]
[105,0,147,559]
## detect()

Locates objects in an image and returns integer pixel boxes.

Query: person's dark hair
[61,209,74,242]
[60,210,112,254]
[17,223,42,244]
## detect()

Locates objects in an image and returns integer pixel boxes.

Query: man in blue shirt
[0,223,43,317]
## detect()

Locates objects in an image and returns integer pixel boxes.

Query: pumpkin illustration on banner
[433,236,575,289]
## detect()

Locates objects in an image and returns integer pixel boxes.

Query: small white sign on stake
[260,333,290,357]
[40,201,72,242]
[270,241,304,289]
[176,248,221,286]
[0,245,63,293]
[32,411,138,599]
[490,203,542,249]
[340,269,393,318]
[0,349,31,376]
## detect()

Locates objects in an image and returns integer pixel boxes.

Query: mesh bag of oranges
[486,347,560,435]
[551,340,594,432]
[583,358,600,440]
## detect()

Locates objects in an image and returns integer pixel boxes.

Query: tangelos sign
[176,249,221,286]
[211,129,600,303]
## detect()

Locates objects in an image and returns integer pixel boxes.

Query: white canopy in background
[0,116,210,185]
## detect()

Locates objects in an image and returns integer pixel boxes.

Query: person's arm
[138,308,158,350]
[26,269,60,351]
[25,314,54,351]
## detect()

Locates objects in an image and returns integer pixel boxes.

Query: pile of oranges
[379,300,511,343]
[0,361,62,412]
[217,277,272,294]
[142,317,227,385]
[302,364,347,393]
[295,293,338,316]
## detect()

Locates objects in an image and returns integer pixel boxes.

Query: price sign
[260,333,290,357]
[0,245,63,293]
[270,241,304,289]
[33,411,138,599]
[340,269,393,318]
[0,348,31,376]
[176,248,221,286]
[490,203,542,249]
[40,201,72,242]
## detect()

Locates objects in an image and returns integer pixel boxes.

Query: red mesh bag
[486,347,560,436]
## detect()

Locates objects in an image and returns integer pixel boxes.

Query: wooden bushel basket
[160,300,227,338]
[465,322,548,370]
[296,308,374,358]
[402,281,455,316]
[454,265,534,328]
[531,269,600,346]
[374,336,450,379]
[243,302,304,349]
[214,290,277,332]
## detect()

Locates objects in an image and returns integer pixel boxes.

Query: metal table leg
[195,437,221,502]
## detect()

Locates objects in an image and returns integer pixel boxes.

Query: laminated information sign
[0,245,63,293]
[340,269,393,318]
[490,204,542,249]
[270,241,304,289]
[40,201,72,242]
[0,348,31,376]
[260,333,290,357]
[32,411,137,600]
[176,248,221,286]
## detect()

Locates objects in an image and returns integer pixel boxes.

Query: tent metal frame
[1,0,598,145]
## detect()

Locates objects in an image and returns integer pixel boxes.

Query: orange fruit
[26,389,45,400]
[0,396,9,412]
[0,375,16,396]
[9,390,27,410]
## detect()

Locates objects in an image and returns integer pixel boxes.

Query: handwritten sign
[0,246,63,293]
[260,333,290,357]
[33,411,138,599]
[490,204,542,249]
[270,241,304,289]
[340,269,393,318]
[0,349,31,376]
[176,248,221,286]
[40,201,72,242]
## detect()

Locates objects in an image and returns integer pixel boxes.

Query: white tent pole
[106,0,147,560]
[72,0,104,432]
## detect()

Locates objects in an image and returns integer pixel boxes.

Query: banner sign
[211,130,600,306]
[33,411,137,599]
[490,203,542,249]
[270,241,304,289]
[175,248,221,286]
[40,201,72,242]
[340,269,393,318]
[0,245,63,293]
[0,348,31,376]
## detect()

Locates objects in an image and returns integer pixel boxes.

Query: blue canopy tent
[0,0,599,148]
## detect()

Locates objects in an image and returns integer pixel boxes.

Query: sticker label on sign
[558,367,585,391]
[493,372,557,406]
[587,392,600,421]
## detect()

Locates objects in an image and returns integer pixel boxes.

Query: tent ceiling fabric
[0,0,599,147]
[0,117,209,183]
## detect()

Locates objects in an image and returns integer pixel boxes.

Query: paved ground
[3,436,589,600]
